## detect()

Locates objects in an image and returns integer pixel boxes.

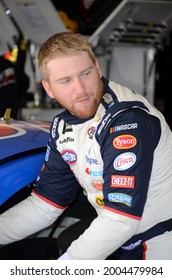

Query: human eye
[59,78,71,84]
[81,69,92,78]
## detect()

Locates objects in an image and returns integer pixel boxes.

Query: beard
[58,78,104,119]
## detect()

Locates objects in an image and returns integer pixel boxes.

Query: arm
[0,192,63,245]
[0,124,80,245]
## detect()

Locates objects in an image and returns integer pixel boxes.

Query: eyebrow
[56,66,94,82]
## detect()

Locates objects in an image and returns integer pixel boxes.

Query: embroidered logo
[111,175,135,188]
[87,126,96,139]
[95,196,104,207]
[91,180,103,190]
[61,149,77,165]
[110,123,138,133]
[108,193,132,207]
[113,135,137,149]
[113,152,136,170]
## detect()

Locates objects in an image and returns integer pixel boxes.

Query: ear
[95,59,102,77]
[42,80,54,99]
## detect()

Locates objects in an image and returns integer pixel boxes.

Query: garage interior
[0,0,172,260]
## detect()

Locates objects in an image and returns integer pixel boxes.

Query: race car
[0,109,50,208]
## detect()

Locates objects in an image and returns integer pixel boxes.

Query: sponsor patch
[103,93,113,104]
[114,152,136,171]
[95,196,104,207]
[61,149,77,165]
[113,135,137,149]
[87,126,96,139]
[108,193,132,207]
[59,137,74,144]
[91,180,103,190]
[85,167,103,176]
[111,175,135,188]
[62,123,73,134]
[110,123,138,133]
[86,155,99,165]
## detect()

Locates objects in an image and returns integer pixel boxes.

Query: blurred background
[0,0,172,129]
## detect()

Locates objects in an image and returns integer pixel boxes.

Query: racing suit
[0,77,172,259]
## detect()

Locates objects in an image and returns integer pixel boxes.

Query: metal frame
[89,0,172,49]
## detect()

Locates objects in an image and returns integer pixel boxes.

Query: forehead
[46,51,95,79]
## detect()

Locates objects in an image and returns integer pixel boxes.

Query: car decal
[0,124,26,139]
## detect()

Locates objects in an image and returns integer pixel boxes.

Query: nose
[73,78,85,95]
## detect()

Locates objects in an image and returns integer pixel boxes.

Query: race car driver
[0,31,172,260]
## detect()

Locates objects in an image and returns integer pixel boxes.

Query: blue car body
[0,119,50,205]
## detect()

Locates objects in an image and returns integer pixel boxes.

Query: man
[0,32,172,260]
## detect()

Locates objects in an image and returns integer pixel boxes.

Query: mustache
[74,93,92,101]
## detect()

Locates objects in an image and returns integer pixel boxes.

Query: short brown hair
[38,31,96,80]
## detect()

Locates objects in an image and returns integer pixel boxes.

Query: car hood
[0,119,50,205]
[0,119,50,163]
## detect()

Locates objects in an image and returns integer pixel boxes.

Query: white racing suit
[0,77,172,259]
